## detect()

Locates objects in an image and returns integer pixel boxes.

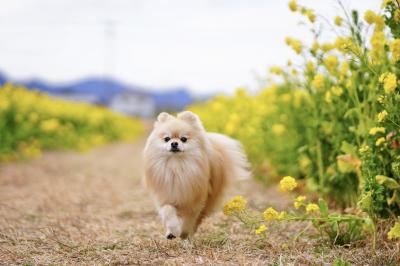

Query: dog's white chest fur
[150,156,209,205]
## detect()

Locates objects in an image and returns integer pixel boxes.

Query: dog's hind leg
[179,208,201,239]
[159,205,182,239]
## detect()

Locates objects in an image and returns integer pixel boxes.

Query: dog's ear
[157,112,172,123]
[154,112,173,127]
[177,111,203,129]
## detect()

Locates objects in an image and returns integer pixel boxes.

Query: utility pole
[103,20,116,94]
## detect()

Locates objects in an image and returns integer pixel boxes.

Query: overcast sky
[0,0,379,94]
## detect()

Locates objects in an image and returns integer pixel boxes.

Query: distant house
[108,90,155,118]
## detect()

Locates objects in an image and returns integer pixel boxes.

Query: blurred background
[0,0,378,117]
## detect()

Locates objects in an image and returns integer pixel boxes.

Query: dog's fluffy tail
[207,133,252,180]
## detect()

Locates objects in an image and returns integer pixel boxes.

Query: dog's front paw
[165,216,182,240]
[166,233,176,239]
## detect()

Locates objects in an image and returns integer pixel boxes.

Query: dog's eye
[180,137,187,143]
[164,137,171,142]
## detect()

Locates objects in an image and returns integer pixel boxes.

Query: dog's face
[146,111,205,156]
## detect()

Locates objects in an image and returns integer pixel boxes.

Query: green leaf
[388,191,397,206]
[318,198,329,217]
[343,108,357,119]
[358,191,373,211]
[375,175,400,189]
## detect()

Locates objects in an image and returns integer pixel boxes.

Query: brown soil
[0,139,399,265]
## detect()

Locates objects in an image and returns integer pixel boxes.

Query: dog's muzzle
[170,141,181,153]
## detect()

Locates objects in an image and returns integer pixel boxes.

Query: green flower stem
[316,138,325,190]
[283,215,366,222]
[232,212,367,225]
[292,222,313,243]
[387,117,400,129]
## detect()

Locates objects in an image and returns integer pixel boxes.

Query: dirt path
[0,139,290,265]
[0,139,398,265]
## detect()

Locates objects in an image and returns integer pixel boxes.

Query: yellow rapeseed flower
[211,101,223,112]
[306,9,316,23]
[335,37,347,51]
[374,16,385,30]
[331,86,343,96]
[255,224,267,235]
[285,37,302,54]
[29,112,39,122]
[288,0,297,12]
[306,203,320,214]
[305,60,315,73]
[377,110,388,122]
[263,207,279,221]
[370,31,386,57]
[280,176,298,192]
[290,39,302,54]
[312,74,325,90]
[388,222,400,240]
[394,9,400,23]
[364,10,376,24]
[272,124,286,136]
[321,43,334,53]
[235,88,247,98]
[311,41,319,53]
[19,142,42,159]
[294,196,306,209]
[285,36,292,45]
[359,145,370,154]
[40,118,60,132]
[281,94,291,103]
[334,16,343,26]
[224,113,240,134]
[379,72,398,94]
[375,137,386,146]
[377,95,386,104]
[224,121,235,135]
[0,97,10,111]
[382,0,394,8]
[324,55,339,73]
[390,39,400,62]
[223,196,247,216]
[324,91,332,103]
[269,66,283,75]
[375,15,385,31]
[369,127,386,135]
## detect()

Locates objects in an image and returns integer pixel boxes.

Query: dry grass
[0,139,399,265]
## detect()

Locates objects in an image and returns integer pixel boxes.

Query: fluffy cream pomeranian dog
[143,111,250,239]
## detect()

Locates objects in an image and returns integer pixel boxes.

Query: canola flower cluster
[190,0,400,221]
[223,176,386,244]
[223,195,247,216]
[279,176,298,192]
[0,83,144,161]
[194,0,400,242]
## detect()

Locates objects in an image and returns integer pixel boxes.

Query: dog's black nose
[171,142,178,148]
